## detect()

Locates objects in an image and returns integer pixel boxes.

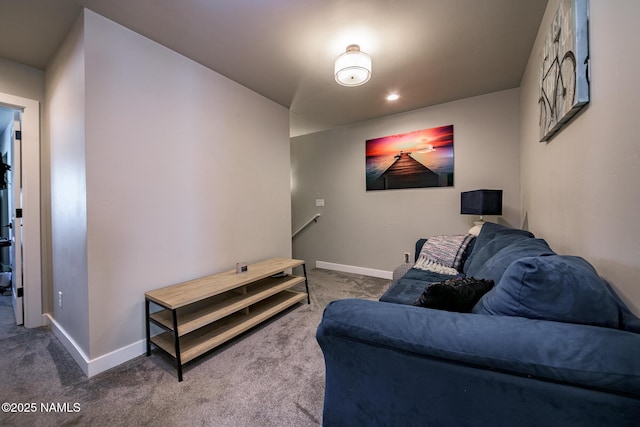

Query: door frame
[0,93,42,328]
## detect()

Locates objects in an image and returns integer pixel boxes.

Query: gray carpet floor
[0,268,389,426]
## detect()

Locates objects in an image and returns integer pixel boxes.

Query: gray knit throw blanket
[414,234,474,275]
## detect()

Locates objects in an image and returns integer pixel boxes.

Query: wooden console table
[145,258,309,381]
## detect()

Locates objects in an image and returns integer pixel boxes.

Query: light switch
[315,199,325,207]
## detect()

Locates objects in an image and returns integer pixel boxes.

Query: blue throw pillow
[473,255,621,329]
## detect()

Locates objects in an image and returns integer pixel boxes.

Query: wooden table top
[145,257,305,309]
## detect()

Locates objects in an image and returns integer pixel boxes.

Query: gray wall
[46,12,90,353]
[519,0,640,315]
[46,9,292,366]
[291,89,521,273]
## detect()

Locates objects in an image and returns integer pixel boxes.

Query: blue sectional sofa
[316,222,640,426]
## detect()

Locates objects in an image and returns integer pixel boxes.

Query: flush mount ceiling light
[334,44,372,87]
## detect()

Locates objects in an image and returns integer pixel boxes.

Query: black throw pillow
[413,277,494,313]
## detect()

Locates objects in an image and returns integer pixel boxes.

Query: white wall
[45,9,291,369]
[81,10,292,360]
[520,0,640,315]
[291,89,521,272]
[45,13,90,353]
[0,58,44,101]
[44,9,292,371]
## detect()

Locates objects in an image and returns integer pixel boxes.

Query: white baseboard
[87,339,146,378]
[45,314,145,378]
[46,314,90,376]
[316,261,393,280]
[41,261,391,377]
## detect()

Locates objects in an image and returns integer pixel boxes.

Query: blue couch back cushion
[463,222,534,276]
[469,238,556,284]
[473,255,621,329]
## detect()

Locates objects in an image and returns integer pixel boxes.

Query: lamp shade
[460,189,503,216]
[335,44,371,87]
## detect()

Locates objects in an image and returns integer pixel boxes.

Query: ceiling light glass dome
[335,44,371,87]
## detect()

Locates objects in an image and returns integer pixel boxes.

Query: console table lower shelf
[145,258,309,381]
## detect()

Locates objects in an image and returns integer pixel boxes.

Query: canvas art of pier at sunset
[366,124,454,191]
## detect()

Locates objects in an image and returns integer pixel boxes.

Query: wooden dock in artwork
[367,152,440,190]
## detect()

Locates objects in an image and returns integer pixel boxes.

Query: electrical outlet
[404,252,410,263]
[58,291,63,308]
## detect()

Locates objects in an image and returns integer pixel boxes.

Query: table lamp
[461,189,503,235]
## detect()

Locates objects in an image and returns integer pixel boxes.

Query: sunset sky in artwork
[366,125,454,157]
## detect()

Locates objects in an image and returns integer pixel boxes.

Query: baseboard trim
[316,261,393,280]
[46,314,90,376]
[40,261,390,376]
[88,339,146,378]
[45,314,146,378]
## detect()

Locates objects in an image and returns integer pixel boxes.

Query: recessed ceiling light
[386,93,400,101]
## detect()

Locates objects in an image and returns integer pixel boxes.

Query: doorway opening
[0,105,22,325]
[0,92,42,329]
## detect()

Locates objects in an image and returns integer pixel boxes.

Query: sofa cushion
[380,269,458,305]
[469,238,555,284]
[401,268,460,282]
[473,255,621,329]
[603,280,640,333]
[463,222,534,276]
[413,277,494,312]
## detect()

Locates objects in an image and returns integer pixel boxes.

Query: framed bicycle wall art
[538,0,590,142]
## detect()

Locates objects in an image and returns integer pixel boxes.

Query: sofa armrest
[317,299,640,426]
[317,299,640,397]
[391,262,413,281]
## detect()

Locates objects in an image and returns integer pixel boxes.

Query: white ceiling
[0,0,548,137]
